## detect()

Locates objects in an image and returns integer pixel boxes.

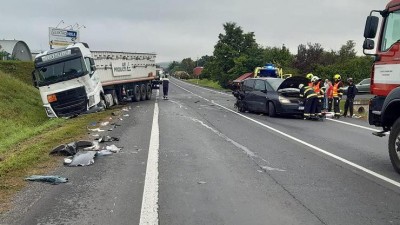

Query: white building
[0,40,32,61]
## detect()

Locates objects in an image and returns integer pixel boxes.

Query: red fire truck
[363,0,400,173]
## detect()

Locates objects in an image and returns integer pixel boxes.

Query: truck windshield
[381,10,400,52]
[34,57,87,86]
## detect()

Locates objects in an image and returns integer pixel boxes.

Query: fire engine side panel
[92,51,156,86]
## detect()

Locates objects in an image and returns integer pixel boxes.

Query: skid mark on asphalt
[186,116,286,172]
[172,81,400,189]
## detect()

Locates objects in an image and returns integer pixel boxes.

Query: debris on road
[87,128,105,132]
[123,114,130,117]
[68,151,96,167]
[194,100,200,103]
[106,145,122,153]
[97,136,119,143]
[96,150,113,157]
[25,175,68,185]
[197,181,207,184]
[49,142,78,156]
[100,121,110,126]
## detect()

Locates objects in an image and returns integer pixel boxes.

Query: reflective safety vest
[333,81,343,97]
[313,81,324,97]
[300,86,317,99]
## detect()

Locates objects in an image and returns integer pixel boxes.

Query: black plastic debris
[97,136,119,143]
[25,175,68,185]
[49,142,78,156]
[76,140,94,148]
[68,151,97,167]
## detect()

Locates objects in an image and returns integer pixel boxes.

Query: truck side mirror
[89,58,96,72]
[363,39,375,50]
[364,16,379,38]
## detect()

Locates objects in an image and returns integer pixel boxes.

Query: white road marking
[173,81,400,188]
[326,118,381,132]
[139,100,160,225]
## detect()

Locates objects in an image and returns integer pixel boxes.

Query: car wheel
[237,100,246,112]
[389,117,400,174]
[268,102,276,117]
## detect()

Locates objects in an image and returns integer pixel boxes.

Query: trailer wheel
[140,84,146,101]
[389,117,400,174]
[133,85,141,102]
[146,84,152,100]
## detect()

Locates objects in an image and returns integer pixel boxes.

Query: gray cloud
[1,0,388,62]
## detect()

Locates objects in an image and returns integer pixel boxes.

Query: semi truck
[32,42,156,118]
[363,0,400,173]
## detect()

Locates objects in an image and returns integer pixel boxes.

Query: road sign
[49,27,80,47]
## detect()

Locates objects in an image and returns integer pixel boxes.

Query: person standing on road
[326,81,333,112]
[323,79,329,110]
[299,83,318,120]
[332,74,344,118]
[312,76,324,119]
[162,75,170,99]
[343,78,358,117]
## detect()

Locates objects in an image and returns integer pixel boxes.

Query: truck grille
[50,87,88,117]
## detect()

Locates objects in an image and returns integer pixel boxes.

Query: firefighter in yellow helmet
[299,83,318,120]
[312,76,324,119]
[332,74,344,118]
[306,73,314,87]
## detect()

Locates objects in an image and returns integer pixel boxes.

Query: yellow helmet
[333,74,341,80]
[306,73,313,80]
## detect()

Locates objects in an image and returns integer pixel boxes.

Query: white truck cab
[32,43,104,117]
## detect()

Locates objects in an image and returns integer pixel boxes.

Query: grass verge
[0,110,113,213]
[186,78,227,91]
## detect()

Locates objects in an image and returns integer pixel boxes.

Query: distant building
[193,66,203,77]
[0,40,32,61]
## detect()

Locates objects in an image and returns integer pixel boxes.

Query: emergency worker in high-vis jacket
[332,74,343,118]
[299,83,318,120]
[306,73,314,87]
[312,76,325,118]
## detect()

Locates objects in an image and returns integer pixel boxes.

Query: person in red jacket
[326,80,333,112]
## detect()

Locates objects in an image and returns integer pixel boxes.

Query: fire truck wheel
[140,84,146,101]
[146,84,152,100]
[389,117,400,174]
[133,85,141,102]
[268,102,276,117]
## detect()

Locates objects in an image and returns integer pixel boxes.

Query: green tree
[204,22,261,87]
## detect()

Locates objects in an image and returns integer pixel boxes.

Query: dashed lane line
[172,81,400,189]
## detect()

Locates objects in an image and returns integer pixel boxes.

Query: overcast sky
[1,0,387,62]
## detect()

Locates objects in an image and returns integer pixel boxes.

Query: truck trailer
[32,42,156,118]
[363,0,400,173]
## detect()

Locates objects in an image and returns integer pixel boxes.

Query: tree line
[167,22,373,88]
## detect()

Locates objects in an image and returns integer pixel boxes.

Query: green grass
[0,71,116,212]
[0,72,62,155]
[187,78,227,90]
[0,61,34,85]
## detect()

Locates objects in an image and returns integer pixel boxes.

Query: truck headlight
[45,107,56,118]
[88,95,95,106]
[279,96,291,104]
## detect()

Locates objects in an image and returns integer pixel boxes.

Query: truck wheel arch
[382,100,400,129]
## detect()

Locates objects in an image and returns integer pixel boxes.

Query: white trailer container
[92,51,157,103]
[32,43,157,118]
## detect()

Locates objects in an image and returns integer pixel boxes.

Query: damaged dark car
[233,76,308,117]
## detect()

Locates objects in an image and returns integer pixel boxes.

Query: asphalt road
[2,77,400,225]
